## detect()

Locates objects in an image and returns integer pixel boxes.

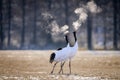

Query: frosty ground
[0,50,120,80]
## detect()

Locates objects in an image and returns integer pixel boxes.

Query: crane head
[50,53,55,63]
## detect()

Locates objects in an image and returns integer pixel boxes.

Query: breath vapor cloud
[72,0,101,31]
[41,1,101,42]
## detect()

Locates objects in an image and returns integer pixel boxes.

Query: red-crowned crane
[49,31,78,74]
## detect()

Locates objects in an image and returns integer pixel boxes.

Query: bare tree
[47,0,52,10]
[64,0,68,25]
[113,0,118,50]
[32,0,37,45]
[21,0,26,48]
[103,6,107,49]
[103,19,107,49]
[0,0,3,49]
[117,0,120,49]
[7,0,11,47]
[87,12,92,50]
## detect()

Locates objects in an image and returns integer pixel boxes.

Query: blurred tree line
[0,0,120,50]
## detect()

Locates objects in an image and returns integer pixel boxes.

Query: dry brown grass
[0,50,120,80]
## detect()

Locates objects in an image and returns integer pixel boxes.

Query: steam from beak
[72,0,101,31]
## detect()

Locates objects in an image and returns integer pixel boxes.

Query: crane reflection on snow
[49,31,78,74]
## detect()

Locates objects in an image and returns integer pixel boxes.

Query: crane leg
[58,61,65,74]
[69,59,71,74]
[50,62,58,74]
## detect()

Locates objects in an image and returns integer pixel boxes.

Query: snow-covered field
[0,50,120,80]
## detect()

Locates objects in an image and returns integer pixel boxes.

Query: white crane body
[54,44,71,62]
